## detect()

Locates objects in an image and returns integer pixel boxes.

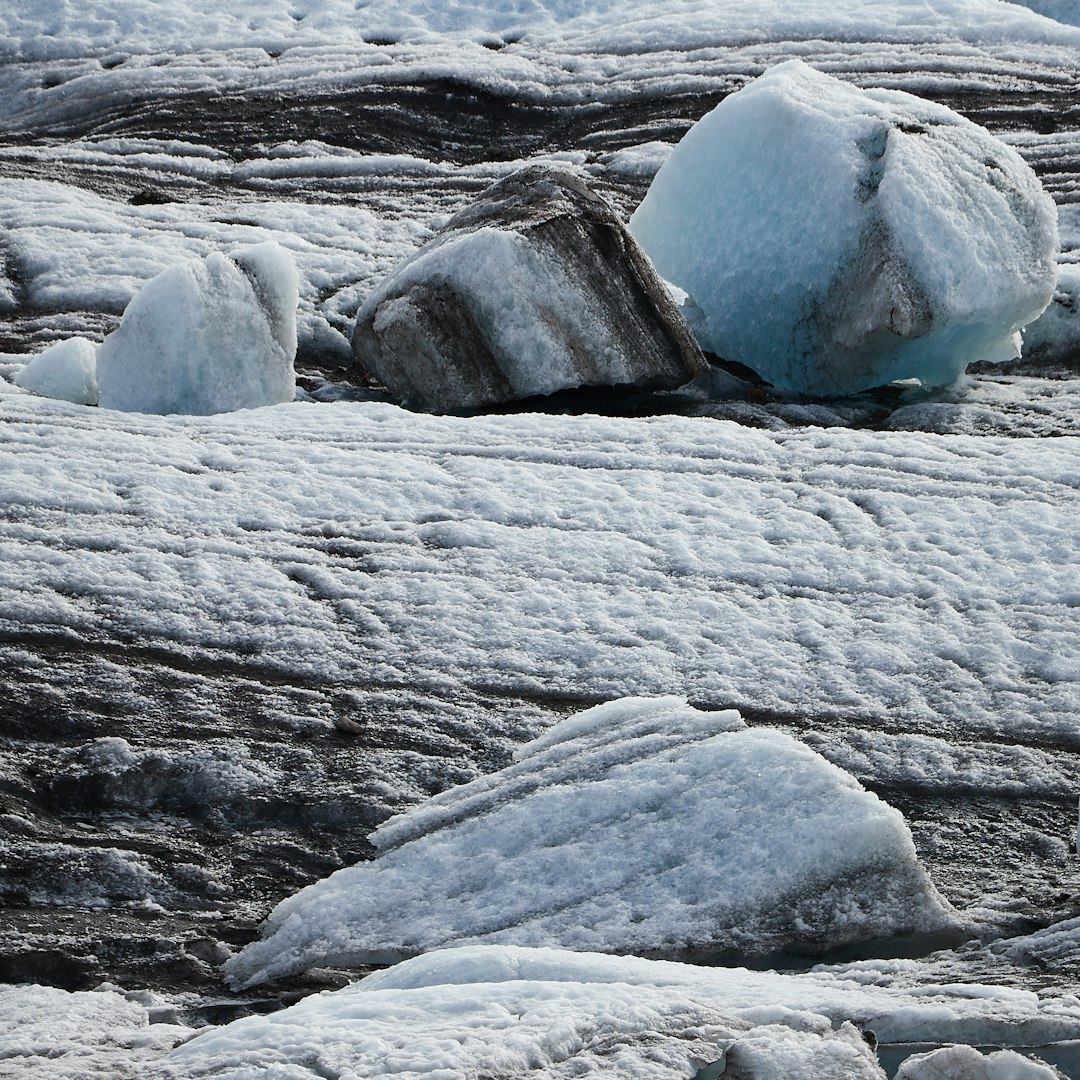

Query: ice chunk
[13,337,99,405]
[166,969,885,1080]
[895,1044,1067,1079]
[629,60,1059,396]
[96,241,298,415]
[224,697,957,988]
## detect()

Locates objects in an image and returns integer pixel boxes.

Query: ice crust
[13,337,98,405]
[164,979,884,1079]
[169,945,1080,1078]
[629,61,1059,396]
[96,241,298,415]
[224,697,956,988]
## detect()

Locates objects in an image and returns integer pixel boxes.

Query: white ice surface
[0,983,192,1079]
[629,60,1058,395]
[3,0,1080,61]
[95,242,297,415]
[164,968,884,1079]
[12,337,98,406]
[0,392,1077,749]
[224,697,955,988]
[170,945,1080,1079]
[895,1044,1068,1079]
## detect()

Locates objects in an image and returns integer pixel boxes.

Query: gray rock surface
[351,166,707,412]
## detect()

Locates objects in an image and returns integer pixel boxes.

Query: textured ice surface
[96,241,297,415]
[629,61,1059,396]
[13,337,98,405]
[224,697,956,988]
[895,1044,1067,1079]
[166,969,885,1079]
[0,983,192,1078]
[0,392,1077,746]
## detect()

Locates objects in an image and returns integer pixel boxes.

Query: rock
[96,240,297,415]
[629,60,1059,397]
[224,697,959,989]
[351,166,708,412]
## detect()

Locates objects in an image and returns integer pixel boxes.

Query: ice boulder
[629,60,1059,397]
[13,337,99,405]
[895,1045,1067,1079]
[96,241,298,415]
[170,958,886,1079]
[351,166,707,412]
[224,696,958,989]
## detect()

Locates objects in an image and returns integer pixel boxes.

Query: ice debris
[13,337,99,405]
[629,60,1059,397]
[224,696,958,988]
[96,240,298,415]
[352,166,706,412]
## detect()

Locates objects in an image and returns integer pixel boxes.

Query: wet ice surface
[1,1,1080,1076]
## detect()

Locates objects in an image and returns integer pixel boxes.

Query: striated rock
[351,166,707,412]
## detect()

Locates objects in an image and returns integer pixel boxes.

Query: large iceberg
[225,697,958,989]
[96,241,298,415]
[629,61,1059,397]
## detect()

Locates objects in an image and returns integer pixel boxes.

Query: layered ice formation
[168,969,885,1079]
[629,61,1059,396]
[13,337,98,405]
[172,945,1080,1078]
[95,241,298,415]
[225,697,957,988]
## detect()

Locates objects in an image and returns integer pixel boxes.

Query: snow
[12,337,98,406]
[95,242,298,415]
[0,983,193,1078]
[629,60,1059,396]
[224,697,956,988]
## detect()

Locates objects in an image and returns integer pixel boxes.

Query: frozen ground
[1,1,1079,1077]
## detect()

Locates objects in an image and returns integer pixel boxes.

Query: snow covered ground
[2,0,1080,1077]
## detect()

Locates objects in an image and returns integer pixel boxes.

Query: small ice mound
[224,696,958,989]
[167,963,886,1079]
[13,337,99,405]
[96,240,298,415]
[629,60,1059,397]
[895,1044,1067,1079]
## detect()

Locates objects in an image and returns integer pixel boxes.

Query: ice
[171,945,1080,1077]
[0,983,193,1078]
[95,241,298,415]
[12,337,98,406]
[895,1044,1067,1079]
[629,61,1059,396]
[224,697,957,989]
